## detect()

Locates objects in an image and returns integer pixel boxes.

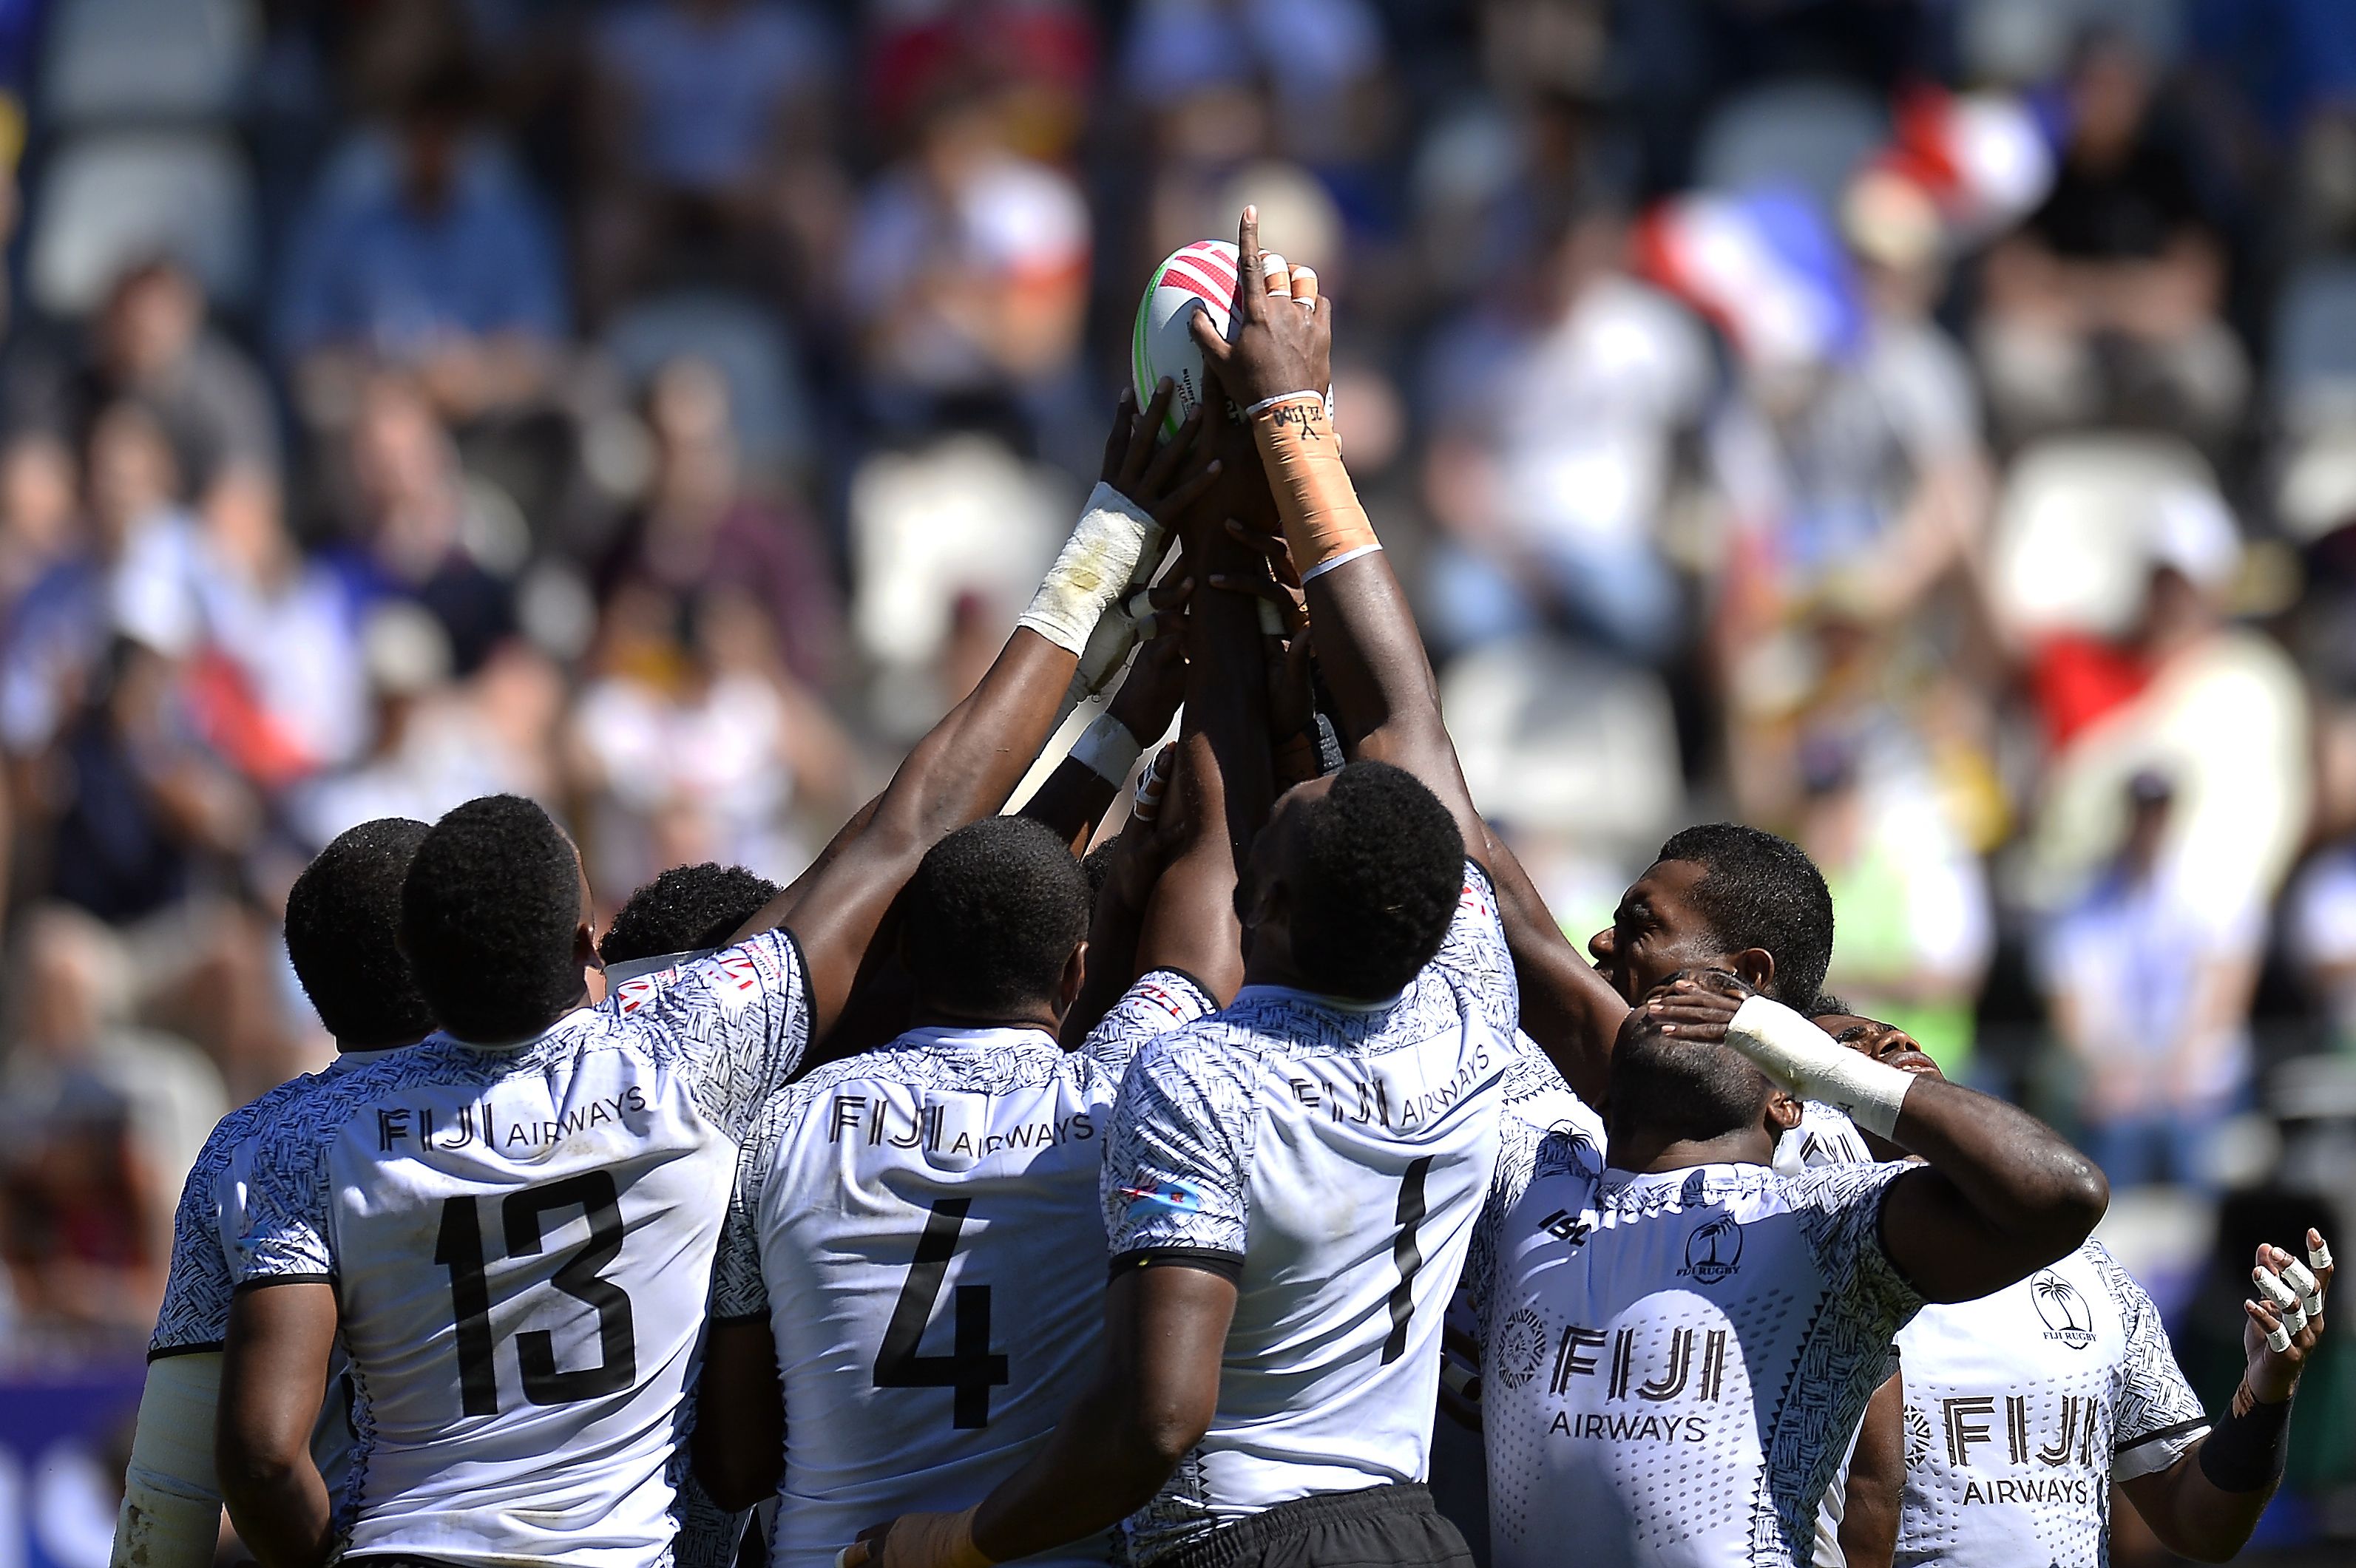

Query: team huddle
[109,212,2332,1568]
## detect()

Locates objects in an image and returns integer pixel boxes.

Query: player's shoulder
[1777,1156,1908,1214]
[191,1067,330,1178]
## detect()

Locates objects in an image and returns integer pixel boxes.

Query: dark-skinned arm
[1648,976,2107,1302]
[731,389,1219,1038]
[1483,831,1627,1107]
[2119,1230,2333,1561]
[1838,1365,1905,1568]
[694,1318,785,1512]
[217,1282,339,1568]
[1020,585,1191,855]
[1188,207,1488,869]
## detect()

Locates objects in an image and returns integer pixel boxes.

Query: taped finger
[2284,1258,2324,1316]
[1260,251,1290,296]
[2253,1302,2293,1354]
[1290,264,1319,308]
[1132,746,1174,824]
[2254,1266,2309,1335]
[2313,1235,2335,1274]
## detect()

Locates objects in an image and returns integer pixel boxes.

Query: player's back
[734,973,1214,1568]
[1104,863,1518,1559]
[233,934,808,1567]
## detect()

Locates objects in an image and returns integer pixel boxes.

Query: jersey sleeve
[149,1136,241,1354]
[1425,861,1519,1040]
[634,928,815,1141]
[229,1116,338,1286]
[1786,1162,1925,1328]
[1080,968,1218,1079]
[713,1091,799,1325]
[2092,1245,2212,1480]
[1100,1032,1256,1268]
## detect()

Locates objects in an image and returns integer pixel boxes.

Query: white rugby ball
[1132,240,1247,437]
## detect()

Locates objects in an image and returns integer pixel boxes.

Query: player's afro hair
[1654,823,1835,1009]
[286,818,437,1048]
[600,862,782,965]
[1287,760,1465,1000]
[901,816,1090,1017]
[402,795,584,1043]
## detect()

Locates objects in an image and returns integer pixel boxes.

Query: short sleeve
[1785,1162,1925,1328]
[1424,861,1519,1041]
[230,1121,337,1286]
[634,929,814,1141]
[1100,1035,1255,1266]
[714,1086,803,1323]
[2093,1246,2211,1480]
[150,1143,240,1354]
[1080,969,1217,1078]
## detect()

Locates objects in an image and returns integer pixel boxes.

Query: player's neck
[1608,1124,1773,1175]
[909,1000,1063,1036]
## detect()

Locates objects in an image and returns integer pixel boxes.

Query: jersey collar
[602,947,716,985]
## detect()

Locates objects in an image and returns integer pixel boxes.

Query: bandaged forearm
[1248,396,1380,581]
[1726,996,1916,1138]
[111,1354,226,1568]
[1020,483,1157,662]
[2198,1389,2291,1493]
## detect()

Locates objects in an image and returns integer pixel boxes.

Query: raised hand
[1186,207,1331,410]
[1102,380,1222,523]
[2244,1229,2333,1405]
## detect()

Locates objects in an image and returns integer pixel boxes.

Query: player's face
[1590,860,1722,1005]
[1812,1012,1945,1082]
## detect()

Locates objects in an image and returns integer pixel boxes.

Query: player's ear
[1764,1089,1803,1136]
[1730,947,1774,997]
[1056,941,1088,1019]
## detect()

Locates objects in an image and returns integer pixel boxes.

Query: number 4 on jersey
[874,1198,1010,1428]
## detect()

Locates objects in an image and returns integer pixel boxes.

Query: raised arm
[1189,208,1487,867]
[1648,976,2108,1302]
[1020,582,1191,855]
[734,389,1219,1036]
[1485,831,1627,1106]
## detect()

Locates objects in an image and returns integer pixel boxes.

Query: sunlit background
[0,0,2349,1562]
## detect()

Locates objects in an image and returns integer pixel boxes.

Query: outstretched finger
[2248,1298,2292,1354]
[1236,207,1266,319]
[1100,386,1139,482]
[1140,401,1206,493]
[1125,379,1178,488]
[2311,1229,2335,1295]
[1206,570,1308,628]
[1149,456,1222,524]
[1224,517,1302,588]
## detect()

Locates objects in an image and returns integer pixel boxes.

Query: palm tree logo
[1683,1215,1744,1284]
[2032,1272,2096,1350]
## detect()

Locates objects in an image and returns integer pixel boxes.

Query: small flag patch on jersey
[1119,1177,1204,1215]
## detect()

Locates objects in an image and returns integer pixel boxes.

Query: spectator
[4,258,279,511]
[595,357,844,689]
[278,63,568,427]
[2042,772,2260,1189]
[582,0,841,313]
[2288,836,2356,1055]
[0,429,77,614]
[1977,30,2247,445]
[1418,199,1710,662]
[329,373,518,675]
[845,86,1091,444]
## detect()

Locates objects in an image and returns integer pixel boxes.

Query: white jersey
[1483,1155,1922,1568]
[231,931,812,1568]
[1892,1240,2209,1568]
[718,971,1216,1568]
[1101,861,1519,1564]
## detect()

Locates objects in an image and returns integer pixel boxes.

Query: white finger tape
[2267,1320,2293,1354]
[2254,1266,2300,1311]
[2284,1259,2323,1317]
[2313,1238,2335,1273]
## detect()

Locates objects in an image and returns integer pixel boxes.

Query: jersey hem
[146,1340,225,1360]
[233,1272,336,1293]
[1111,1246,1245,1283]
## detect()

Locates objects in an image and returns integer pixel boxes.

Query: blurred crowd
[0,0,2352,1482]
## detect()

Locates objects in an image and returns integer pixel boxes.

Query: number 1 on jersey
[874,1198,1010,1428]
[1381,1156,1435,1365]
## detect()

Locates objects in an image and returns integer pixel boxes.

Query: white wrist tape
[2255,1266,2308,1337]
[114,1353,228,1568]
[1069,712,1144,787]
[1725,995,1916,1139]
[1020,483,1157,661]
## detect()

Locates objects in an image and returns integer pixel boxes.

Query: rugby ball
[1131,240,1250,436]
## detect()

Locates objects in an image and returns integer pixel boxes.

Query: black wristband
[2198,1391,2292,1493]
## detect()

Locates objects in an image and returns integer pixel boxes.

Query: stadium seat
[1438,634,1684,852]
[1990,434,2230,640]
[1692,78,1886,217]
[40,0,258,126]
[26,129,255,316]
[603,291,814,478]
[2270,259,2356,427]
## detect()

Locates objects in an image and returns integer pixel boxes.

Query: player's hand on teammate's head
[1102,379,1223,523]
[1641,968,1753,1042]
[2244,1229,2333,1403]
[1188,206,1332,409]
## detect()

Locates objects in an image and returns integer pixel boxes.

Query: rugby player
[600,861,784,990]
[693,556,1266,1563]
[1816,1011,2334,1567]
[212,387,1220,1568]
[112,818,436,1568]
[1478,971,2109,1568]
[853,206,1513,1568]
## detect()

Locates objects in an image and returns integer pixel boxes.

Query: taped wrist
[1726,995,1916,1138]
[1069,711,1144,787]
[117,1352,230,1568]
[913,1505,995,1568]
[1020,483,1157,659]
[2198,1391,2291,1493]
[1248,396,1381,581]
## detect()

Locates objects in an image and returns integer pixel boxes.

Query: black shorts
[1158,1483,1476,1568]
